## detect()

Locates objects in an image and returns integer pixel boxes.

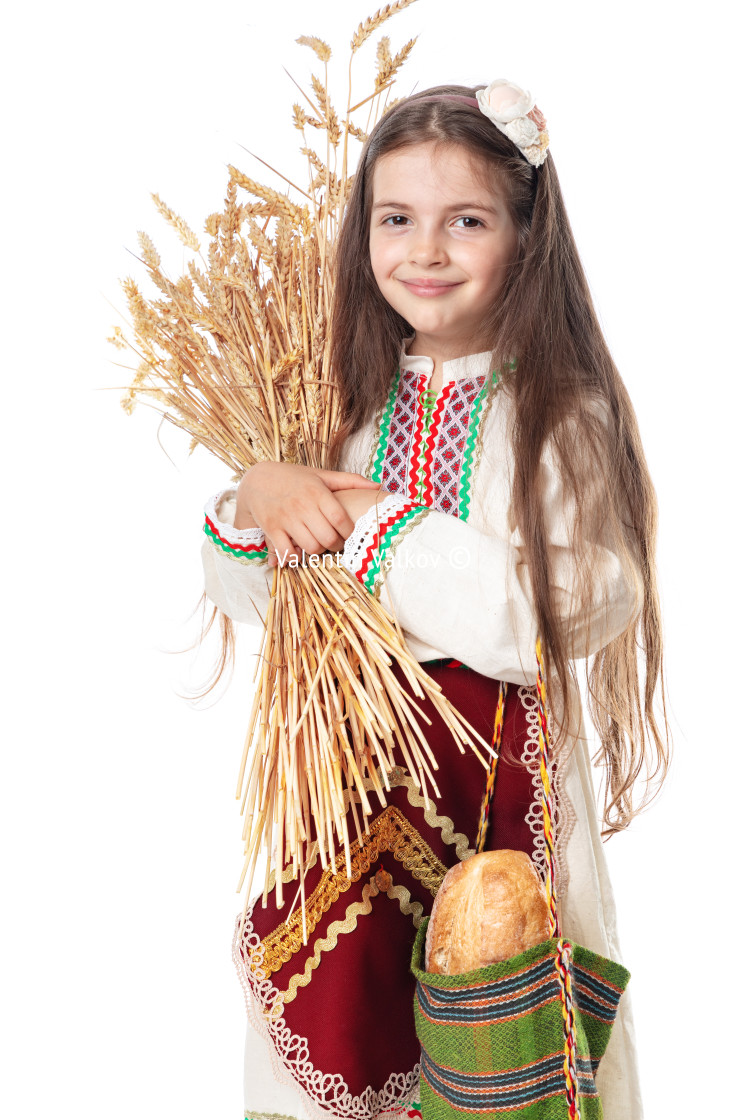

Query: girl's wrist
[233,506,260,530]
[234,468,260,530]
[335,486,389,522]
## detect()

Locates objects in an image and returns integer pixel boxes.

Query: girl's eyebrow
[372,199,498,212]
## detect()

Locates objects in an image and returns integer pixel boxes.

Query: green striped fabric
[411,919,630,1119]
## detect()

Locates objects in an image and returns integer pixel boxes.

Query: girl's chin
[408,321,476,347]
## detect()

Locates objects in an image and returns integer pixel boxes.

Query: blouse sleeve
[201,418,379,624]
[201,489,273,624]
[339,437,643,685]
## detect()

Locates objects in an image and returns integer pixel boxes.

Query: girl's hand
[332,487,389,523]
[234,462,381,567]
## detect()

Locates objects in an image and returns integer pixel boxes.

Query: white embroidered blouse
[202,347,645,1119]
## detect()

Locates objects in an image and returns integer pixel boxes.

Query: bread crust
[425,850,553,974]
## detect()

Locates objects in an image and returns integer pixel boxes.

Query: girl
[202,81,667,1120]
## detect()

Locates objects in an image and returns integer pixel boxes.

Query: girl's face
[369,141,518,359]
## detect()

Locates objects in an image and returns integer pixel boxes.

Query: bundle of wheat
[112,1,493,926]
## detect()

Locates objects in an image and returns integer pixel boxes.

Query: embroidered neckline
[367,365,499,521]
[398,346,494,385]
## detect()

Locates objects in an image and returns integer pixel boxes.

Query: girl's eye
[453,216,483,229]
[383,215,410,226]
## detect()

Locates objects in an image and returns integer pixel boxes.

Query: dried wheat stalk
[115,2,494,923]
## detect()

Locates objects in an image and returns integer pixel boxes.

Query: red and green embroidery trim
[456,371,498,521]
[406,376,431,500]
[357,502,427,594]
[419,385,449,507]
[203,514,268,563]
[370,369,401,482]
[369,368,499,519]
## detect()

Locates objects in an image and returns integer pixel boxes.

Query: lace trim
[369,506,429,597]
[234,911,421,1120]
[204,492,268,565]
[280,870,424,1005]
[258,805,447,977]
[518,686,575,898]
[340,493,411,577]
[546,705,576,900]
[204,518,269,565]
[204,492,267,547]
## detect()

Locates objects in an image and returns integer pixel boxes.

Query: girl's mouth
[397,278,462,297]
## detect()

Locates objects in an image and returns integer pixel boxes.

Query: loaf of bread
[425,850,553,974]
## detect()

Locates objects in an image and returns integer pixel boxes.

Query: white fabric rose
[522,144,545,167]
[477,79,535,125]
[504,116,540,148]
[475,78,549,167]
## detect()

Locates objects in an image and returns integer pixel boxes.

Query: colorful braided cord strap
[475,642,558,931]
[474,680,506,854]
[414,639,631,1120]
[535,638,560,938]
[534,639,578,1116]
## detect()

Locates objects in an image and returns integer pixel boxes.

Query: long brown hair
[329,85,669,835]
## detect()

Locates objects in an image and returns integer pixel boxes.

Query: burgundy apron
[236,661,539,1113]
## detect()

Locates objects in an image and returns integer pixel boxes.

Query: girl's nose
[408,227,448,267]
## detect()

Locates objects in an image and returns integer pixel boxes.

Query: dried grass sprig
[115,3,488,927]
[351,0,418,52]
[296,35,332,63]
[150,193,201,252]
[375,36,417,90]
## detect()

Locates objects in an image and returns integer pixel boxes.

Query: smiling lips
[397,277,463,297]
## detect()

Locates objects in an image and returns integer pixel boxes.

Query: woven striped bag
[410,641,631,1119]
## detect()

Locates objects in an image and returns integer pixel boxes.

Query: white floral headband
[475,79,549,168]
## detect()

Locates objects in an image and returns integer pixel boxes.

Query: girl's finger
[266,529,296,567]
[289,518,336,558]
[316,469,381,491]
[319,492,355,539]
[265,533,279,567]
[271,522,328,565]
[303,508,348,553]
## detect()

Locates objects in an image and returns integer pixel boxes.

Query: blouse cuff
[341,491,430,596]
[203,490,269,566]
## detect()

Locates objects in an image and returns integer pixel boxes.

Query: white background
[2,0,744,1116]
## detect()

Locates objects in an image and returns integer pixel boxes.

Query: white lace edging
[233,902,421,1120]
[373,509,429,596]
[340,493,411,577]
[518,686,576,899]
[205,490,266,547]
